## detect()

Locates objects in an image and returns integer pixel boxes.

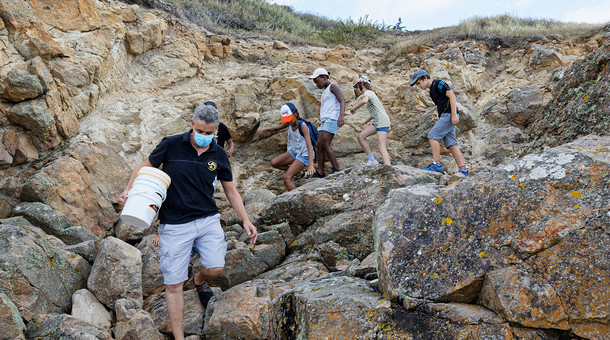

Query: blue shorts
[158,214,226,285]
[427,113,458,147]
[289,150,309,166]
[319,119,338,134]
[374,125,389,132]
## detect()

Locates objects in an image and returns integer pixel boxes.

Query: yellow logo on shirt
[207,160,217,171]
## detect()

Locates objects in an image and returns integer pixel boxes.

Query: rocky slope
[0,0,608,339]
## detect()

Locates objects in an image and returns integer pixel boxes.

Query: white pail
[120,167,171,229]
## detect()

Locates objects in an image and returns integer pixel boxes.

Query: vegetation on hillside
[384,15,608,63]
[123,0,399,47]
[124,0,607,52]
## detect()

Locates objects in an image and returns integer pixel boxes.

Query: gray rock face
[375,136,610,337]
[204,275,395,340]
[506,84,548,126]
[25,314,112,340]
[115,298,164,340]
[13,202,98,245]
[87,237,143,308]
[136,234,165,297]
[0,293,26,340]
[0,217,90,321]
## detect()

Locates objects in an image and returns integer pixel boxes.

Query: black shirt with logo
[148,130,232,224]
[430,79,458,117]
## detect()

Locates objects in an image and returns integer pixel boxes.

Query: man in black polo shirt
[118,104,257,340]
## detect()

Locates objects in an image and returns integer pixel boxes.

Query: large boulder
[20,142,132,236]
[13,202,98,245]
[0,217,90,321]
[375,136,610,338]
[87,237,143,308]
[115,298,164,340]
[71,289,112,330]
[25,313,112,340]
[204,275,401,340]
[137,234,164,297]
[1,57,52,102]
[203,280,293,340]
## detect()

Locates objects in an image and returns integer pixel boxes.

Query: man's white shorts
[158,214,226,285]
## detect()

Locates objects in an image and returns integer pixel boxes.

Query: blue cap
[410,70,429,86]
[284,102,297,114]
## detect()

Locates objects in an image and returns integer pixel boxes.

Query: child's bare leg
[429,139,441,163]
[376,131,391,165]
[447,145,466,168]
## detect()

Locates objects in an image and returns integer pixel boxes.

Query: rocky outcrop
[0,216,90,321]
[375,136,610,338]
[19,142,131,236]
[0,0,608,338]
[528,39,610,149]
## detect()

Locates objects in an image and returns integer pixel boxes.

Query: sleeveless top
[320,82,340,121]
[287,123,308,158]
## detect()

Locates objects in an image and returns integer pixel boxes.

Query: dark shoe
[312,171,325,178]
[292,170,306,181]
[194,278,214,308]
[328,168,340,175]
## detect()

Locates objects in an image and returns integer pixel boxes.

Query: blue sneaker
[458,167,469,175]
[423,163,443,172]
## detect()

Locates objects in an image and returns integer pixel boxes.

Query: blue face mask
[194,132,214,147]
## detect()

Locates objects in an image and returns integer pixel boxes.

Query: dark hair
[203,101,217,109]
[354,82,372,91]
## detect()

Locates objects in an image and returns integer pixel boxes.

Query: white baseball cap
[308,67,329,79]
[280,103,295,123]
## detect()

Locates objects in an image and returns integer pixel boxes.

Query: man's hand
[117,189,129,206]
[244,221,258,245]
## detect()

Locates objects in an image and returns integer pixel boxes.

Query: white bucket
[120,167,171,229]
